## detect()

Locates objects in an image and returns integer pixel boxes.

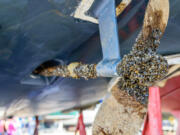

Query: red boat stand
[75,110,86,135]
[143,86,163,135]
[33,116,39,135]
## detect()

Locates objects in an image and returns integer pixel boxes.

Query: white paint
[73,0,98,23]
[165,54,180,65]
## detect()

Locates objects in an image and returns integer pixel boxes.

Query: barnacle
[73,63,97,79]
[117,29,168,105]
[35,63,97,79]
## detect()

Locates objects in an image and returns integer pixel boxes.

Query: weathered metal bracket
[89,0,122,77]
[34,0,122,79]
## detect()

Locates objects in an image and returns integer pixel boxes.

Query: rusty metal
[116,0,131,16]
[34,65,70,77]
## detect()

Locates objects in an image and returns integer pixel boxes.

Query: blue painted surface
[96,0,121,60]
[94,0,121,77]
[0,0,180,116]
[0,0,100,116]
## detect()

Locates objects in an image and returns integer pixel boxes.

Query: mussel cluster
[34,62,97,79]
[73,63,97,79]
[117,29,168,105]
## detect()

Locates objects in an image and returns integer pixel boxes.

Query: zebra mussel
[117,29,168,105]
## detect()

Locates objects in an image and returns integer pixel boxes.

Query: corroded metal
[34,63,97,79]
[116,0,131,16]
[142,0,169,39]
[34,65,70,77]
[116,29,168,105]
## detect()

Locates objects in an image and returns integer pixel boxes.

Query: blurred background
[0,103,178,135]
